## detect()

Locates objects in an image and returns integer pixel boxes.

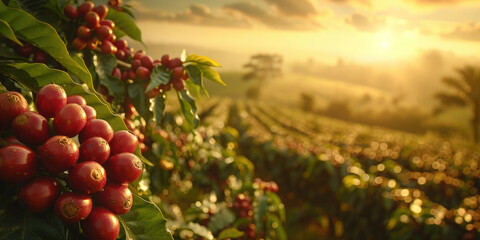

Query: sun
[377,32,392,49]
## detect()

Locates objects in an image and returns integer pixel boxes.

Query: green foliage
[0,19,21,45]
[106,8,142,43]
[177,90,200,130]
[217,228,244,240]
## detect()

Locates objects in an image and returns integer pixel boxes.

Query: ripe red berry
[67,95,87,105]
[36,83,67,118]
[84,11,100,29]
[124,48,132,59]
[127,70,136,80]
[93,183,132,215]
[93,4,108,20]
[145,87,159,99]
[33,50,48,63]
[5,136,23,145]
[81,105,97,120]
[168,57,182,69]
[131,59,141,70]
[72,37,87,50]
[171,78,185,91]
[55,193,92,223]
[81,207,120,240]
[0,91,28,130]
[114,40,127,50]
[87,37,99,50]
[64,4,79,19]
[77,25,92,38]
[38,136,79,173]
[53,103,87,137]
[96,25,113,40]
[0,145,37,183]
[109,130,138,155]
[68,161,107,194]
[79,119,114,143]
[78,1,95,17]
[115,49,125,60]
[140,55,154,70]
[79,137,110,164]
[159,83,171,92]
[100,40,117,55]
[17,43,34,57]
[100,19,115,29]
[112,67,121,79]
[133,50,145,60]
[172,66,184,80]
[18,177,60,212]
[105,153,143,183]
[161,54,170,67]
[12,111,50,146]
[135,66,151,81]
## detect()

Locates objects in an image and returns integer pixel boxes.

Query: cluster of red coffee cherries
[232,193,253,219]
[255,178,279,193]
[0,84,142,240]
[11,41,49,63]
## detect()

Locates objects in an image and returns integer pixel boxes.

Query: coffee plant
[0,0,285,239]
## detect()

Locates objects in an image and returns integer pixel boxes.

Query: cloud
[345,13,385,32]
[222,2,322,30]
[263,0,320,17]
[443,23,480,41]
[406,0,464,5]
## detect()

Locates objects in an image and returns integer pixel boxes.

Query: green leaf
[154,94,166,125]
[0,19,22,45]
[176,89,199,130]
[185,54,221,67]
[208,208,235,234]
[106,8,143,43]
[266,193,286,222]
[0,205,66,240]
[0,2,94,89]
[197,64,226,86]
[118,194,174,240]
[128,82,153,123]
[217,228,244,240]
[95,53,125,100]
[0,62,153,166]
[146,66,170,93]
[266,214,287,240]
[254,195,269,232]
[181,222,213,239]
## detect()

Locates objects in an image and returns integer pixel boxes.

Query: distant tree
[300,92,315,112]
[243,54,282,99]
[434,65,480,142]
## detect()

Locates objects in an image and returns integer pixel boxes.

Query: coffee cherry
[114,40,127,50]
[133,50,145,60]
[105,153,143,183]
[84,11,100,29]
[127,70,136,80]
[79,137,110,164]
[38,136,79,173]
[36,83,67,118]
[81,207,120,240]
[159,83,171,92]
[12,111,50,146]
[0,145,37,183]
[100,40,117,55]
[171,78,185,91]
[131,59,141,70]
[0,91,28,130]
[93,183,132,215]
[168,57,182,69]
[140,55,154,70]
[100,19,115,29]
[68,161,107,194]
[67,95,87,105]
[135,66,150,81]
[96,25,113,40]
[55,193,92,223]
[77,25,92,38]
[93,4,108,20]
[115,49,125,60]
[78,1,95,17]
[18,177,60,212]
[112,67,121,79]
[124,48,132,59]
[72,37,87,50]
[17,43,34,57]
[79,119,114,143]
[5,136,23,145]
[81,105,97,121]
[87,37,99,50]
[33,50,48,63]
[161,54,170,67]
[145,87,159,99]
[53,103,87,137]
[172,66,183,79]
[64,4,79,19]
[109,130,138,155]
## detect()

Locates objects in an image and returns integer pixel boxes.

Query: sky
[128,0,480,68]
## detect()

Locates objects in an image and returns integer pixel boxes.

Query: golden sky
[130,0,480,68]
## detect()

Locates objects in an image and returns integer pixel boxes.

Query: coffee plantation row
[196,98,480,240]
[0,1,285,239]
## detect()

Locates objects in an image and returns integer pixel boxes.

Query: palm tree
[434,65,480,142]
